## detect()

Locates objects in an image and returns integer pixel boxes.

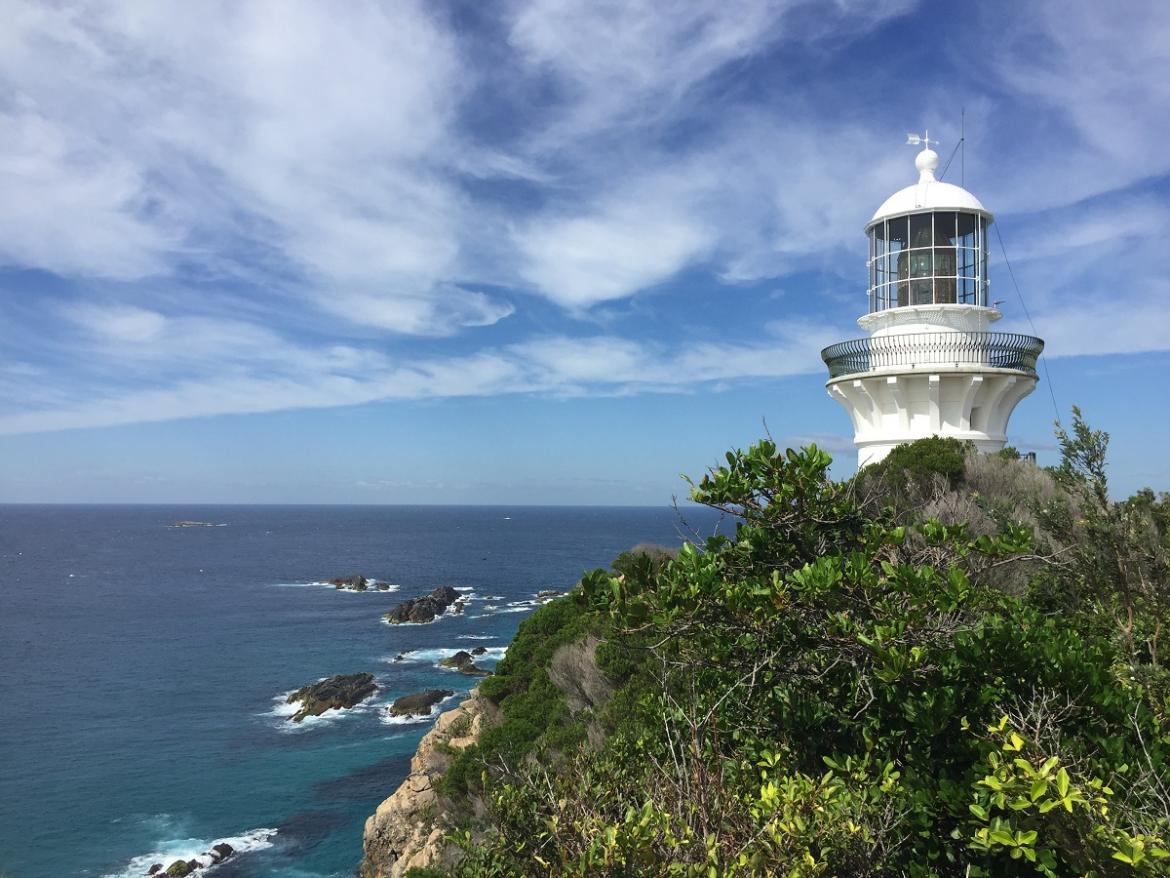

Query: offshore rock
[439,651,491,677]
[362,691,501,878]
[286,673,377,723]
[438,650,473,669]
[388,689,454,717]
[329,574,369,591]
[328,574,392,592]
[383,586,460,624]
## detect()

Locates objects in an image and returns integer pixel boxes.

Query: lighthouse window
[867,211,989,311]
[907,214,932,248]
[956,212,977,248]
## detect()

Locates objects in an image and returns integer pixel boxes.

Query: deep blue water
[0,505,724,878]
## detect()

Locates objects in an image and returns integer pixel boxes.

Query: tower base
[826,367,1036,470]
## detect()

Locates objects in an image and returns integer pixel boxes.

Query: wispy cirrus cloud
[0,297,842,435]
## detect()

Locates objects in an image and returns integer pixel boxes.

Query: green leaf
[1055,768,1070,797]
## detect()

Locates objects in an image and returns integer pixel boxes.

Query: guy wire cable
[993,222,1062,425]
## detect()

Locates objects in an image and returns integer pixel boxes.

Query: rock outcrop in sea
[383,585,461,624]
[149,842,235,876]
[328,574,393,591]
[438,650,492,676]
[286,673,378,722]
[388,689,455,717]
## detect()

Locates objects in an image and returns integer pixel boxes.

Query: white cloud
[0,109,176,278]
[0,311,841,434]
[514,195,713,308]
[974,0,1170,214]
[334,288,516,337]
[66,304,169,343]
[0,0,514,336]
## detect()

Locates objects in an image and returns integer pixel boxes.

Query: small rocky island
[286,672,378,723]
[146,842,235,876]
[388,689,454,717]
[327,574,394,592]
[383,585,461,624]
[438,650,492,677]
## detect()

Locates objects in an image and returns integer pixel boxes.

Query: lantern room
[864,143,991,313]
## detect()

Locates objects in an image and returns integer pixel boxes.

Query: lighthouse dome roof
[867,146,990,229]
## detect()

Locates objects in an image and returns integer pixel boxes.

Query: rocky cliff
[360,689,501,878]
[360,635,613,877]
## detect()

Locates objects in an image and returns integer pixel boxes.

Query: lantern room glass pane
[887,216,908,251]
[957,212,976,249]
[936,211,958,245]
[958,247,976,276]
[959,276,977,303]
[908,213,932,249]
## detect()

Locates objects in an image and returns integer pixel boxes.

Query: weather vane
[905,130,937,149]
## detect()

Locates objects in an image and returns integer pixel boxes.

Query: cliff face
[360,635,613,877]
[360,691,500,878]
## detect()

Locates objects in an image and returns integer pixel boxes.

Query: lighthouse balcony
[821,331,1044,380]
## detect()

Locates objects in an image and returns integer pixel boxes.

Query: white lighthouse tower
[821,133,1044,468]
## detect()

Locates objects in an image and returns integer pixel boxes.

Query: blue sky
[2,0,1169,504]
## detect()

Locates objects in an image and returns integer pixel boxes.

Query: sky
[1,0,1169,504]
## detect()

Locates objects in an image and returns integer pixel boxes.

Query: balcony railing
[821,331,1044,380]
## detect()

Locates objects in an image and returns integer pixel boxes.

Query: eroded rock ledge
[361,690,501,878]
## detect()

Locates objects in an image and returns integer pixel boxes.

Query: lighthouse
[821,134,1044,468]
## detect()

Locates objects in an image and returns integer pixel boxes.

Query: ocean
[0,504,725,878]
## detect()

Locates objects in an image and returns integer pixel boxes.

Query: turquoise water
[0,505,722,878]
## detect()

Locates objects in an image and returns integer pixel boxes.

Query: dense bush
[866,435,971,488]
[429,420,1168,877]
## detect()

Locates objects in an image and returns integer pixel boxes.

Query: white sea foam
[454,586,475,592]
[271,580,399,593]
[457,634,498,641]
[380,611,453,627]
[103,826,277,878]
[266,690,301,719]
[385,646,507,665]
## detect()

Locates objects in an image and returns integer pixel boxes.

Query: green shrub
[439,593,595,796]
[433,427,1168,878]
[870,435,970,487]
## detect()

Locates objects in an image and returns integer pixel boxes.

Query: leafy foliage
[865,435,971,489]
[427,425,1168,877]
[440,596,592,796]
